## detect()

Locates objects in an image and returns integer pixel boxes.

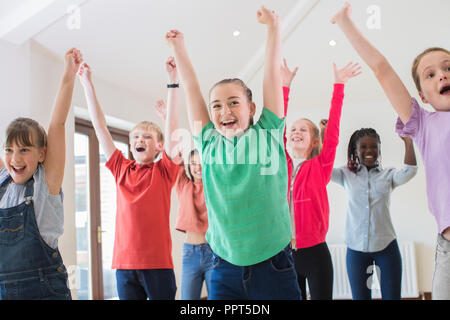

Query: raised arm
[44,48,81,195]
[331,2,413,124]
[163,56,181,159]
[319,62,361,181]
[77,63,117,160]
[166,30,210,136]
[257,6,284,118]
[401,136,417,166]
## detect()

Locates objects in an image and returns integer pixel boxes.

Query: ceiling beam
[238,0,321,83]
[0,0,89,45]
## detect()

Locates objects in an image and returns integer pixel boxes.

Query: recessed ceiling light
[233,30,241,37]
[329,40,337,47]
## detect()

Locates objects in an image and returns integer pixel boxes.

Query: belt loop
[39,269,45,282]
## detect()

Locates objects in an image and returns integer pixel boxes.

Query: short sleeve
[395,98,423,138]
[193,121,215,159]
[158,151,181,185]
[256,107,285,131]
[175,165,190,194]
[105,148,124,179]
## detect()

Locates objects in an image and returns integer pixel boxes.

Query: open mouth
[12,166,26,174]
[135,147,146,153]
[221,119,237,128]
[440,85,450,95]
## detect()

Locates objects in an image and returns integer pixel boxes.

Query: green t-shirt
[193,107,292,266]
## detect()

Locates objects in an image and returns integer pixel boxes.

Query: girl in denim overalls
[0,48,82,300]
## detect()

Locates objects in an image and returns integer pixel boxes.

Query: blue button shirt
[331,164,417,252]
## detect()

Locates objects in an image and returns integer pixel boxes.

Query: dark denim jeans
[346,239,402,300]
[180,243,213,300]
[208,244,301,300]
[116,269,176,300]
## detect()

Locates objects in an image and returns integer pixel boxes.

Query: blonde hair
[412,47,450,92]
[130,121,164,143]
[302,119,321,159]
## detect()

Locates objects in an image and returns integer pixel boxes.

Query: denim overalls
[0,176,71,300]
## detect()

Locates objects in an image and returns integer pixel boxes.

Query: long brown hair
[5,118,47,149]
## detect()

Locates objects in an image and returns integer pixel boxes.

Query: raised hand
[77,62,93,87]
[64,48,83,78]
[281,58,299,88]
[333,62,362,84]
[166,56,178,83]
[165,30,185,49]
[154,100,166,121]
[331,2,352,25]
[256,6,279,27]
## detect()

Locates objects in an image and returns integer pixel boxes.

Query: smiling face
[288,119,319,158]
[415,50,450,111]
[356,136,380,169]
[209,82,256,139]
[129,126,163,165]
[4,139,45,185]
[188,151,202,182]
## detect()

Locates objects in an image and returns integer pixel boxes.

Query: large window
[74,118,130,300]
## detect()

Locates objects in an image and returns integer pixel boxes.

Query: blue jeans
[180,243,213,300]
[346,239,402,300]
[209,244,301,300]
[116,269,176,300]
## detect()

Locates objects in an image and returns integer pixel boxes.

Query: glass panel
[74,133,91,300]
[100,142,129,300]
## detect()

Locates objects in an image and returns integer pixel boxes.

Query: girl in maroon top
[283,59,361,299]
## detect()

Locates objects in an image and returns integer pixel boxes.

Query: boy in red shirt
[77,57,180,300]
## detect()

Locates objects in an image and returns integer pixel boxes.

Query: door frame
[75,117,130,300]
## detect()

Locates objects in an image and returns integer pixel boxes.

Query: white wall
[1,34,437,298]
[26,41,188,300]
[247,71,437,292]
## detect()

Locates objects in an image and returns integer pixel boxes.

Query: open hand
[331,2,352,25]
[281,58,299,88]
[154,100,166,121]
[333,62,362,84]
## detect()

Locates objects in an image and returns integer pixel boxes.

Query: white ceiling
[2,0,450,116]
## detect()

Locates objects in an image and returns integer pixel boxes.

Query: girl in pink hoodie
[283,60,361,300]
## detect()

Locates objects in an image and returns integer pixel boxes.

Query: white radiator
[328,242,419,299]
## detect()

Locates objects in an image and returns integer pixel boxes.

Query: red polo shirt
[106,149,179,269]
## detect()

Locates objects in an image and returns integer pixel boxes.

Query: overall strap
[24,178,35,201]
[0,175,13,201]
